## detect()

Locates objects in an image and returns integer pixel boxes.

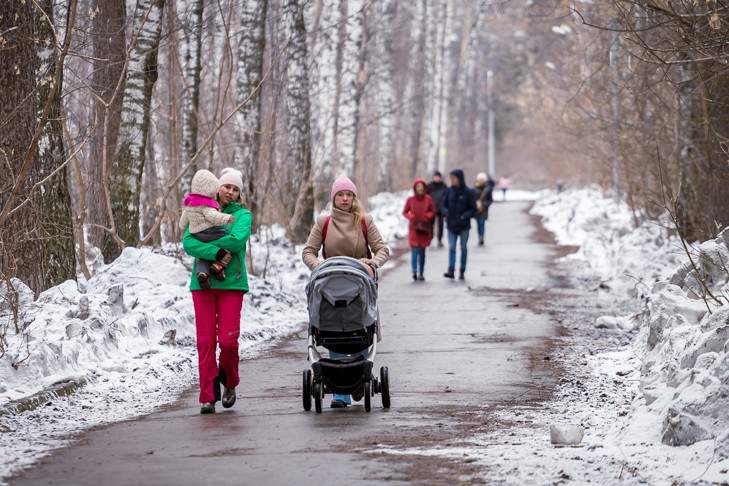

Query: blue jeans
[410,247,425,274]
[476,219,485,238]
[448,229,469,271]
[329,350,366,405]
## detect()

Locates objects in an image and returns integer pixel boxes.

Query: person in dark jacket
[403,179,436,281]
[442,169,477,280]
[427,171,447,247]
[473,172,493,246]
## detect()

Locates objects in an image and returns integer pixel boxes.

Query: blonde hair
[350,196,366,231]
[331,195,366,230]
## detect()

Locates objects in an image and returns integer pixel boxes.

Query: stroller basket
[313,324,376,355]
[312,355,374,396]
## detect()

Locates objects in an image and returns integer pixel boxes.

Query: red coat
[403,179,436,248]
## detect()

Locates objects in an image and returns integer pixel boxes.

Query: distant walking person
[499,175,510,200]
[403,179,436,281]
[427,171,447,247]
[443,169,477,280]
[473,172,493,246]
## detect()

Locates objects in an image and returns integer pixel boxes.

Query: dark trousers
[431,211,444,243]
[194,225,228,275]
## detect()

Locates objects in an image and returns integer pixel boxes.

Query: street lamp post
[487,70,495,178]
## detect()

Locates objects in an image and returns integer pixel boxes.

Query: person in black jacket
[427,171,447,247]
[442,169,477,280]
[473,172,493,246]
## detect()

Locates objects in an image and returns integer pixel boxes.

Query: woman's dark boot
[459,270,465,280]
[412,272,418,281]
[418,273,425,281]
[444,268,455,279]
[478,237,484,246]
[200,402,215,414]
[222,387,236,408]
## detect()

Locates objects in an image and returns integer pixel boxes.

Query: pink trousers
[192,289,244,403]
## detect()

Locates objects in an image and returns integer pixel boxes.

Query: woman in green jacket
[183,168,252,414]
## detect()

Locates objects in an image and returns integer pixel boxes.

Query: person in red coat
[403,179,436,281]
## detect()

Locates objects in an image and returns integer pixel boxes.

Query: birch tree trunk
[406,0,428,179]
[179,0,204,194]
[337,0,365,176]
[0,0,46,294]
[233,0,268,225]
[89,0,126,248]
[283,0,314,243]
[310,0,339,195]
[435,0,453,174]
[36,0,77,286]
[102,0,166,261]
[376,0,396,192]
[424,0,444,175]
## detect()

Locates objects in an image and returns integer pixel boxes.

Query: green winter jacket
[183,202,252,292]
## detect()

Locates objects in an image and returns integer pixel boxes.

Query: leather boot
[459,270,465,280]
[443,268,455,279]
[222,387,236,408]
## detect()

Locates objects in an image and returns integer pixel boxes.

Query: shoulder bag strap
[362,217,372,259]
[321,216,331,259]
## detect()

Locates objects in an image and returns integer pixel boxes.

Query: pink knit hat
[331,173,357,200]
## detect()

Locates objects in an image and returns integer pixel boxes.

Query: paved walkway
[12,201,563,486]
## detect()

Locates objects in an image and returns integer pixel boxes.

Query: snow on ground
[368,186,729,485]
[0,195,407,483]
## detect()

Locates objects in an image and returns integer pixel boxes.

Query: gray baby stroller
[302,256,391,412]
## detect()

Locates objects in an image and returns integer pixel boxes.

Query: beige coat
[302,207,390,271]
[179,204,231,234]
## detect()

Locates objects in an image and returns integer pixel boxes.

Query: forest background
[2,0,728,297]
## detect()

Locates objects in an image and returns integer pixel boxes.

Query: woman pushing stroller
[302,174,390,408]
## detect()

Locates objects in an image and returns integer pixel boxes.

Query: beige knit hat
[190,169,221,199]
[219,167,243,190]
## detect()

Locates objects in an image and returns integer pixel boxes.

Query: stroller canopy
[306,257,378,332]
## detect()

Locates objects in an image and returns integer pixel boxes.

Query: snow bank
[637,228,729,450]
[531,187,729,482]
[531,185,684,298]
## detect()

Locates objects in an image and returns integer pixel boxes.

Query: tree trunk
[0,0,46,294]
[283,0,315,243]
[406,0,428,180]
[376,0,396,192]
[424,0,443,175]
[233,0,268,227]
[179,0,204,195]
[36,0,77,287]
[337,0,366,176]
[89,0,127,248]
[102,0,166,262]
[310,0,339,202]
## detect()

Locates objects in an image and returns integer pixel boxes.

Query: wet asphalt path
[12,201,564,485]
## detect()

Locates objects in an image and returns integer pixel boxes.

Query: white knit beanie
[219,167,243,191]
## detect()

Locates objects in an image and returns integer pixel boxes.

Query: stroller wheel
[380,366,391,409]
[364,381,372,412]
[314,382,323,413]
[302,369,312,411]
